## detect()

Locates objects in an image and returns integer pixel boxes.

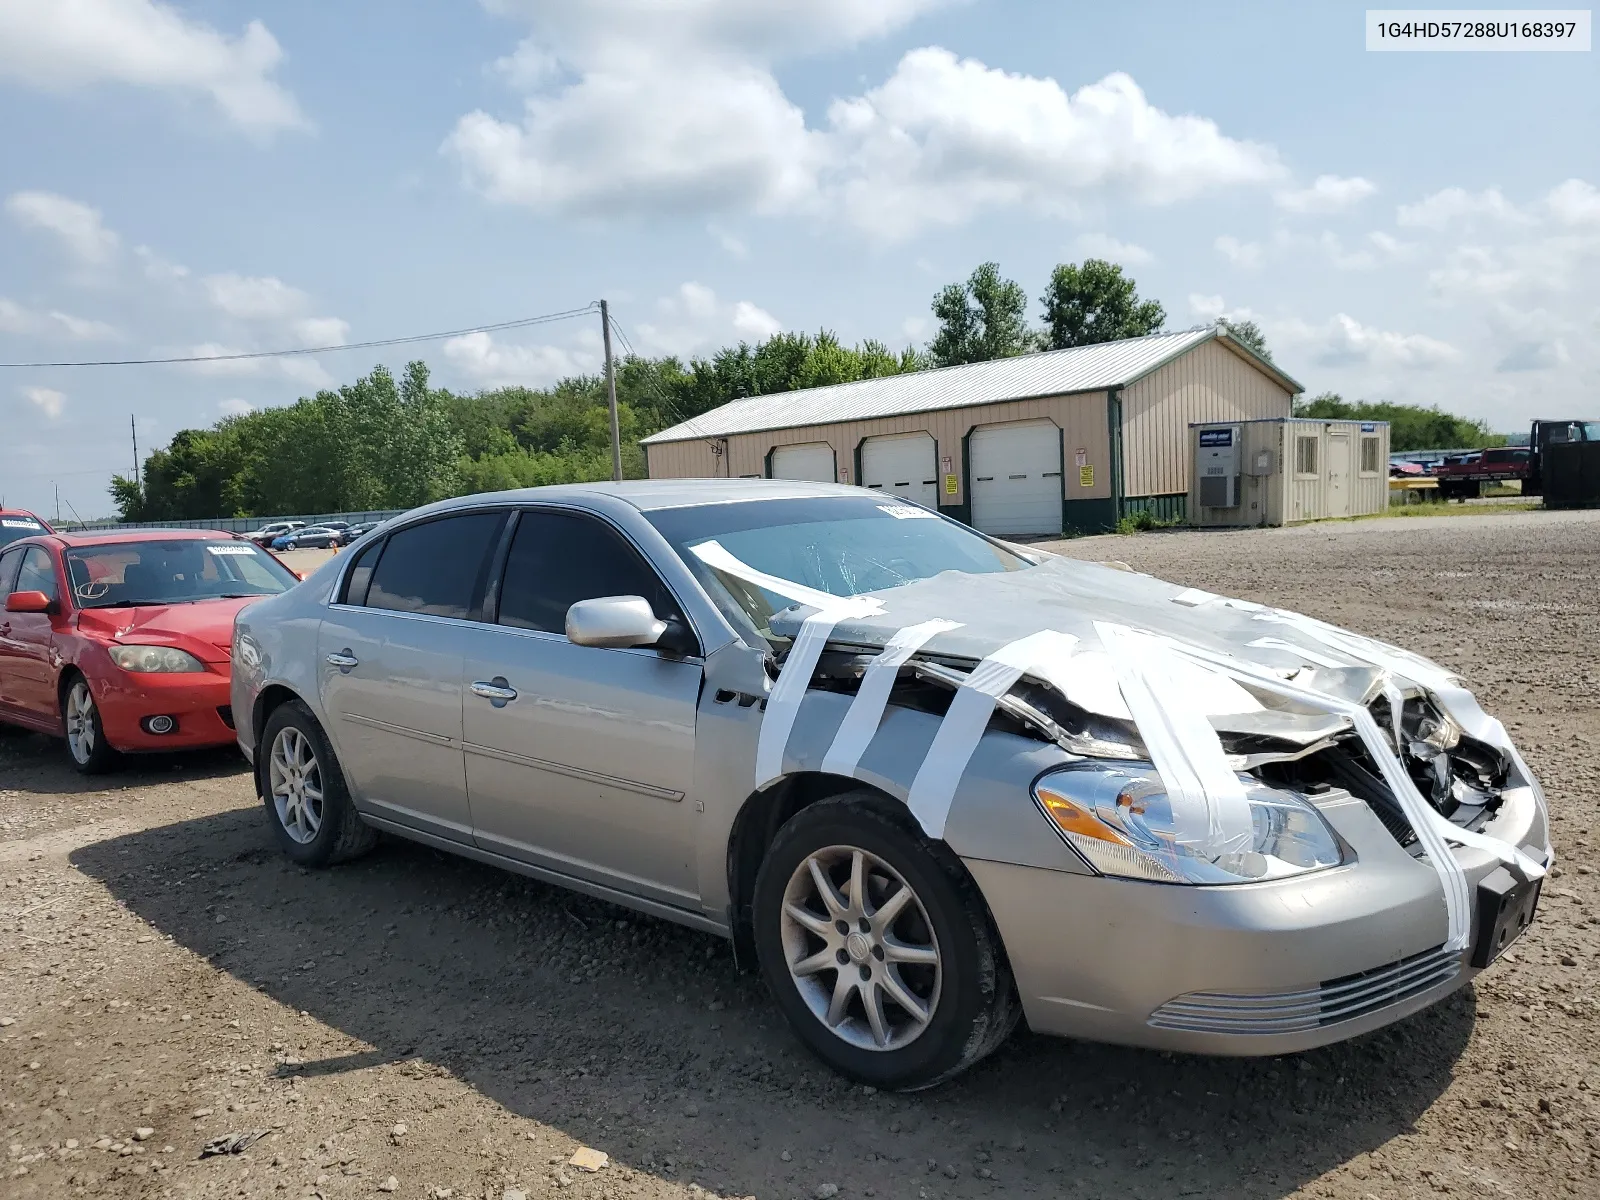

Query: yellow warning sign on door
[944,473,958,495]
[1079,465,1095,489]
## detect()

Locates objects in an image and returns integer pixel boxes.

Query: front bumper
[91,667,237,753]
[969,785,1548,1055]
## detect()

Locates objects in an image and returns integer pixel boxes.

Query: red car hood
[75,596,262,664]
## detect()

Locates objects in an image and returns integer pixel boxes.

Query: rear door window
[497,510,684,636]
[364,513,505,620]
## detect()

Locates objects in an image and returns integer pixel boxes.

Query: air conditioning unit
[1197,425,1241,508]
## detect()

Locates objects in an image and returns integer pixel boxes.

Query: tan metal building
[642,327,1302,536]
[1189,418,1392,526]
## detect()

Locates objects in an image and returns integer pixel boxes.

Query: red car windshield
[0,514,48,550]
[63,540,299,609]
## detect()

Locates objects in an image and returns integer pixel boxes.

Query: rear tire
[61,674,119,775]
[752,791,1018,1091]
[260,699,377,867]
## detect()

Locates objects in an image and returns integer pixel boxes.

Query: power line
[604,313,724,453]
[0,305,600,369]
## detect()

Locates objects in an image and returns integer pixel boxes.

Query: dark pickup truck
[1434,419,1600,501]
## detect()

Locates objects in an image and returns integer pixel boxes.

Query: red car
[0,508,52,550]
[0,529,301,772]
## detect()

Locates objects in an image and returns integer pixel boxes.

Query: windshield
[64,540,299,609]
[0,516,47,550]
[647,496,1028,640]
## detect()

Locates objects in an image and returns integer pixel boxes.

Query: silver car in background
[232,481,1551,1089]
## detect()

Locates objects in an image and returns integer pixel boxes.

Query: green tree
[1217,317,1272,363]
[1039,259,1165,350]
[1293,393,1504,453]
[928,263,1032,366]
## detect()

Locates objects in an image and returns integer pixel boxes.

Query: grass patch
[1115,509,1183,535]
[1363,499,1541,520]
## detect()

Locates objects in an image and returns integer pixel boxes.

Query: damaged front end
[806,640,1516,887]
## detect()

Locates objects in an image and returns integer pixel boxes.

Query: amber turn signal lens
[1035,787,1134,847]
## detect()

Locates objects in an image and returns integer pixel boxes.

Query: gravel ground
[3,509,1598,1200]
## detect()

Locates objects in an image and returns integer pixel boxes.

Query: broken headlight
[1032,762,1345,885]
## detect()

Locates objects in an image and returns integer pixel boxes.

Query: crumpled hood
[767,556,1400,720]
[76,596,260,664]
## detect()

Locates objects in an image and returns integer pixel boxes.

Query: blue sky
[2,0,1596,518]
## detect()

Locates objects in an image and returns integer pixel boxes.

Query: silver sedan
[231,481,1551,1089]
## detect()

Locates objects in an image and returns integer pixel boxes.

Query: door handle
[325,651,359,670]
[470,679,518,704]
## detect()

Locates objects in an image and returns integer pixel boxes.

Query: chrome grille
[1147,945,1462,1036]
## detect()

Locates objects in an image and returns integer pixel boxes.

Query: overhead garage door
[860,432,937,509]
[970,419,1063,536]
[769,442,836,483]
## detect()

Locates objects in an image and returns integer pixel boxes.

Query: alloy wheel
[65,680,96,765]
[779,845,942,1052]
[268,726,324,844]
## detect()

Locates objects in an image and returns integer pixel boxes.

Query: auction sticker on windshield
[2,518,42,528]
[877,505,939,520]
[206,544,257,555]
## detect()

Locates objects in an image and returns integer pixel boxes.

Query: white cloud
[708,223,748,258]
[732,299,782,340]
[1546,179,1600,226]
[1072,232,1153,265]
[217,398,255,416]
[0,0,306,134]
[135,244,189,281]
[1274,174,1377,214]
[202,273,308,321]
[1188,293,1227,319]
[6,190,119,263]
[442,330,593,389]
[636,281,782,354]
[0,297,119,340]
[1396,186,1527,229]
[182,343,331,389]
[1214,234,1263,269]
[290,317,350,347]
[1275,313,1459,369]
[23,385,66,418]
[825,55,1283,239]
[449,7,1282,238]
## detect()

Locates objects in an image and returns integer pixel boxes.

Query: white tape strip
[691,539,884,615]
[1096,623,1254,857]
[1168,639,1478,949]
[1252,608,1551,868]
[906,630,1079,838]
[1244,636,1350,670]
[821,618,964,778]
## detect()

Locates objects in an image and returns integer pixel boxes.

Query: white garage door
[969,419,1063,536]
[860,432,938,509]
[769,442,836,483]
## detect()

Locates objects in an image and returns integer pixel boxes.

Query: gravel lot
[4,509,1598,1200]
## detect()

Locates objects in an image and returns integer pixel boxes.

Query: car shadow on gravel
[72,809,1474,1200]
[0,725,248,793]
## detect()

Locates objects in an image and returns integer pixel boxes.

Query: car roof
[45,529,240,547]
[412,477,868,518]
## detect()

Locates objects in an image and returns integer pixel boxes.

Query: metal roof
[642,327,1302,446]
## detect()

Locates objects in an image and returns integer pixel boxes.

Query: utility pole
[600,299,622,482]
[131,414,139,486]
[54,482,60,524]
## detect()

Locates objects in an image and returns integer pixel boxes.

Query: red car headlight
[109,645,207,673]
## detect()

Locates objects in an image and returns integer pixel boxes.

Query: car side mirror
[4,590,53,614]
[566,596,668,649]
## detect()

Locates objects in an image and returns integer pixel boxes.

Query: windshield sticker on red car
[2,518,42,529]
[876,504,937,520]
[205,544,256,556]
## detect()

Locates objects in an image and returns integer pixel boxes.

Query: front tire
[260,700,377,867]
[62,675,119,774]
[752,791,1018,1091]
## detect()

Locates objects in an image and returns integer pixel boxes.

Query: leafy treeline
[1292,393,1504,453]
[113,332,927,521]
[112,256,1491,520]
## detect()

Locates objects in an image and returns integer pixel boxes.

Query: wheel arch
[251,683,309,791]
[724,771,1003,972]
